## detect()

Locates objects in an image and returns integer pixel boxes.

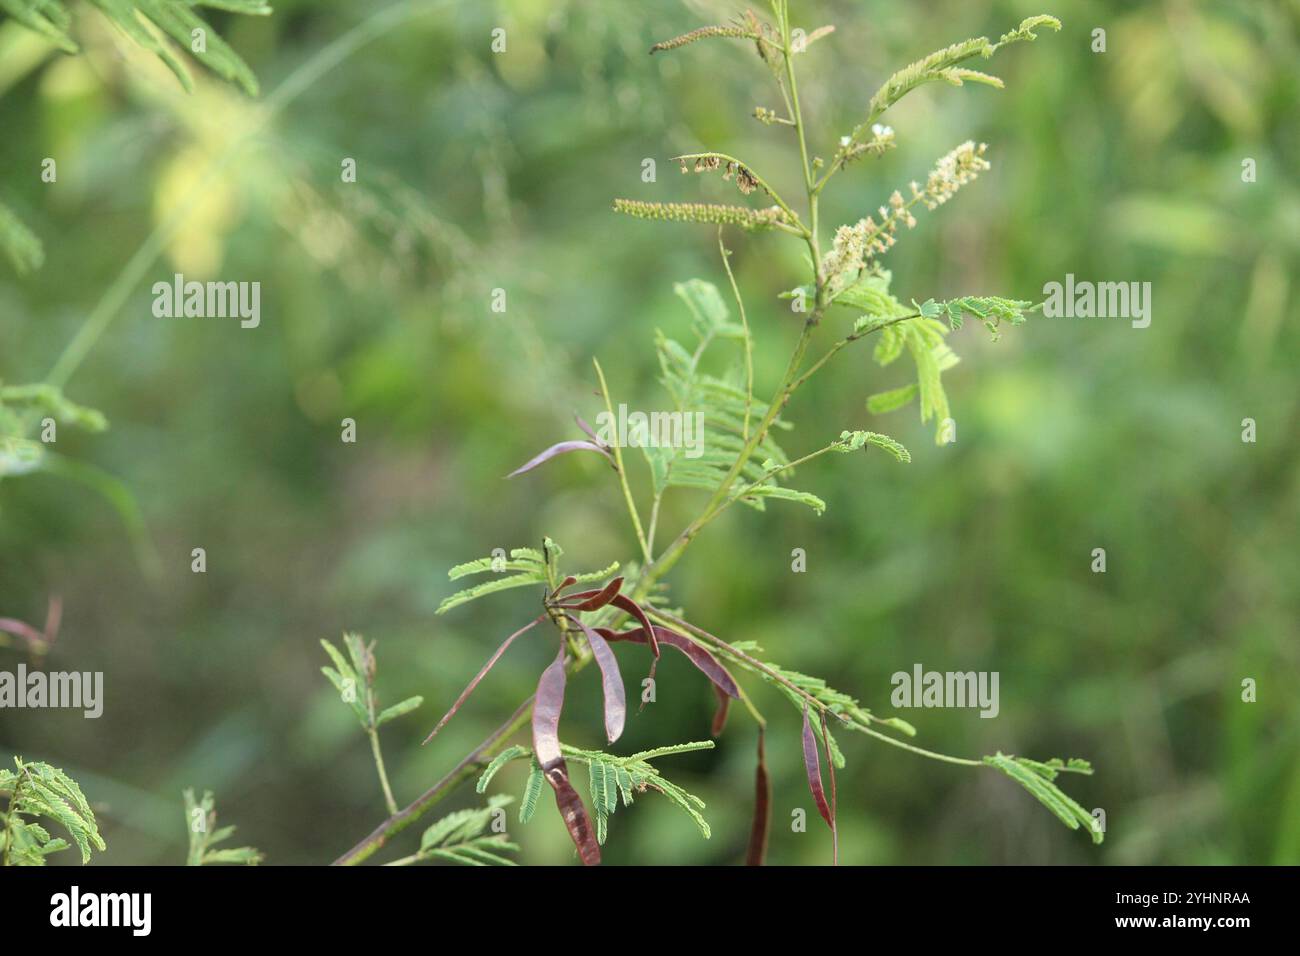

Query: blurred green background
[2,0,1297,865]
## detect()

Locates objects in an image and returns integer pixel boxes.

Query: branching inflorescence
[328,3,1103,867]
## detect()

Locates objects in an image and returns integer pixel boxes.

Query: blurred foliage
[1,0,1297,865]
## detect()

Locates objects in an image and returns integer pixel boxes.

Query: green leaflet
[0,758,105,865]
[866,383,918,414]
[416,795,519,866]
[733,484,827,515]
[439,545,547,612]
[873,324,908,366]
[902,320,961,444]
[519,758,545,824]
[649,280,810,510]
[831,429,911,463]
[859,15,1060,128]
[320,635,370,725]
[915,295,1034,339]
[589,760,611,844]
[864,36,995,123]
[983,752,1103,844]
[183,788,262,865]
[437,543,617,613]
[572,560,621,583]
[376,696,424,726]
[674,278,748,340]
[478,740,716,842]
[476,745,531,793]
[436,572,546,614]
[320,633,421,731]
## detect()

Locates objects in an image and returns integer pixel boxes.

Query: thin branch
[718,228,754,443]
[333,697,534,866]
[592,357,652,565]
[791,310,921,391]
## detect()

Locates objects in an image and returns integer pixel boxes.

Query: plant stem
[718,228,753,444]
[334,697,533,865]
[777,1,823,309]
[791,310,922,391]
[593,357,651,565]
[368,727,399,817]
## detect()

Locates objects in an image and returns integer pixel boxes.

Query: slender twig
[367,727,399,817]
[592,357,652,564]
[791,310,921,391]
[718,228,754,444]
[334,697,534,866]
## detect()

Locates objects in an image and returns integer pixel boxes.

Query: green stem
[728,444,836,503]
[791,310,921,392]
[368,727,399,817]
[718,228,754,445]
[593,357,652,565]
[334,697,534,866]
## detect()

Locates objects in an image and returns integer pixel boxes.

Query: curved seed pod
[549,575,578,600]
[565,615,626,743]
[533,646,601,865]
[545,765,601,866]
[506,440,615,478]
[710,684,731,737]
[597,625,739,699]
[820,708,839,866]
[422,615,544,744]
[555,576,624,612]
[746,729,771,866]
[610,594,660,658]
[801,704,835,853]
[573,414,607,448]
[533,647,568,768]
